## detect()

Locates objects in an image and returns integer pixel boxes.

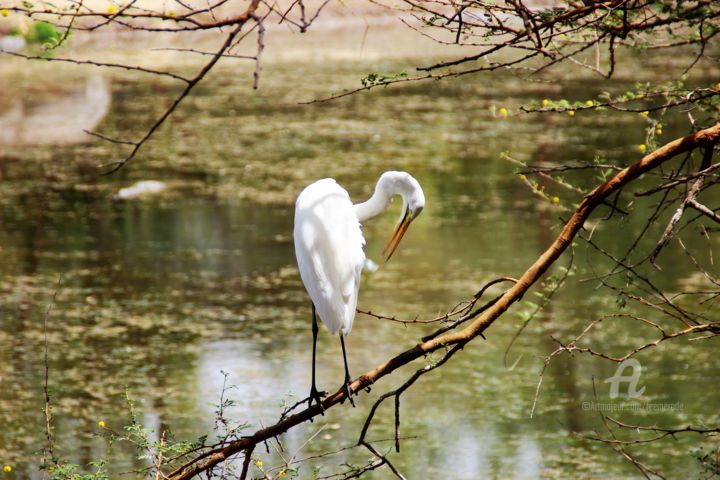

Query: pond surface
[0,21,719,479]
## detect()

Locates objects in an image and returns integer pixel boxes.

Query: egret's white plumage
[293,171,425,407]
[294,178,366,335]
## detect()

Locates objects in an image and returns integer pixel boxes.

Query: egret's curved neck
[354,172,422,223]
[353,185,392,222]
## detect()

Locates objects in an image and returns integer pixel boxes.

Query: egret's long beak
[383,209,412,262]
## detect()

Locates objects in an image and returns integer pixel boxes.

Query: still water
[0,22,719,479]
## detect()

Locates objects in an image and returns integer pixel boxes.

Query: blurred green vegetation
[26,21,60,45]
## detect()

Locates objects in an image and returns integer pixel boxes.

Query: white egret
[293,171,425,408]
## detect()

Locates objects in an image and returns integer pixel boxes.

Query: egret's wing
[294,179,366,335]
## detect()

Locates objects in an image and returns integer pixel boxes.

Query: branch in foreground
[0,50,191,83]
[166,123,720,479]
[578,404,720,478]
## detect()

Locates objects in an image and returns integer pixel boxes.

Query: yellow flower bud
[641,111,649,116]
[499,107,508,117]
[106,4,118,14]
[585,100,594,107]
[542,99,550,107]
[552,196,560,204]
[1,9,9,17]
[98,420,106,428]
[519,174,527,181]
[255,460,263,468]
[3,466,12,473]
[567,110,575,117]
[638,144,647,154]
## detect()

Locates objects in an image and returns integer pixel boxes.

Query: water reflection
[196,339,305,424]
[0,75,110,146]
[513,436,543,477]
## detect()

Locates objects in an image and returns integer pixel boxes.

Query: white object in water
[115,180,166,200]
[0,36,27,53]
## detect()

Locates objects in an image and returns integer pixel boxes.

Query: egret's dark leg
[309,303,326,411]
[339,334,356,407]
